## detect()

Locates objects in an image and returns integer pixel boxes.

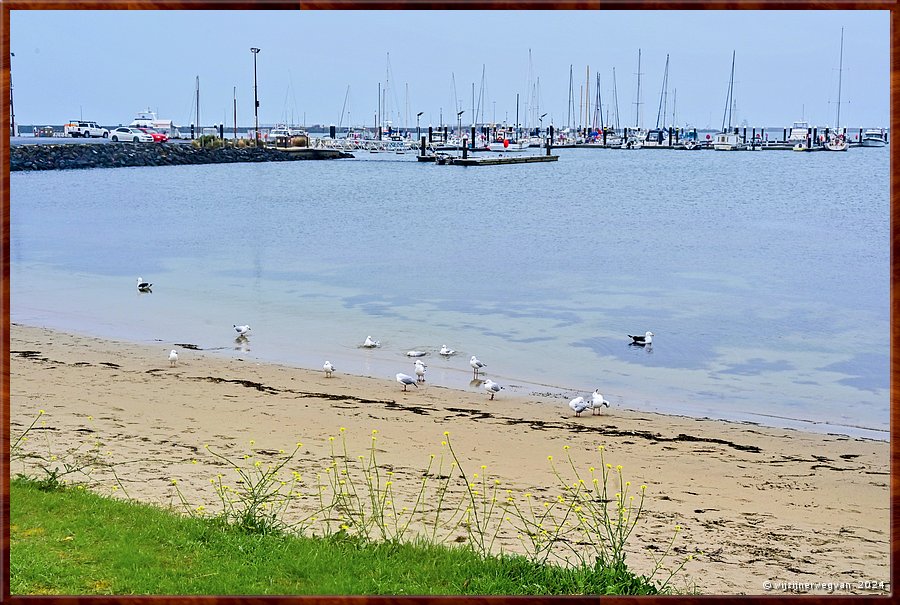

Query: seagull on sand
[439,344,456,356]
[137,277,152,292]
[470,355,486,377]
[234,324,251,337]
[569,396,589,416]
[363,336,380,348]
[396,373,418,391]
[324,361,335,378]
[590,390,610,415]
[168,349,178,367]
[414,359,427,382]
[628,331,654,346]
[484,379,504,400]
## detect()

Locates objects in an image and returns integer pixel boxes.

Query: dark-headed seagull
[484,379,504,400]
[628,331,653,346]
[590,390,610,415]
[569,396,589,416]
[396,372,418,391]
[470,355,486,377]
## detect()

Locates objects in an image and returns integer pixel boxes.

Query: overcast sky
[10,10,890,130]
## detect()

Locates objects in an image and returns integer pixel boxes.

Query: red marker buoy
[706,134,711,140]
[503,139,509,148]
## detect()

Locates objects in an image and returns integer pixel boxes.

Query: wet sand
[9,323,890,595]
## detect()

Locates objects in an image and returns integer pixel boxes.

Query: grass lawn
[10,478,659,595]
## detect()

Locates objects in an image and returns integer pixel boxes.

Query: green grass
[11,477,659,595]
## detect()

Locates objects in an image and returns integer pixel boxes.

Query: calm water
[10,147,890,439]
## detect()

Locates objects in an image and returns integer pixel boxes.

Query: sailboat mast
[612,67,620,130]
[655,54,669,129]
[567,65,574,132]
[585,65,590,134]
[195,76,200,133]
[721,50,735,132]
[635,49,642,128]
[836,27,844,129]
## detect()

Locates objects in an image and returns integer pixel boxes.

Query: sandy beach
[9,323,890,595]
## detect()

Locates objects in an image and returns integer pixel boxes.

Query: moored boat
[130,108,182,139]
[861,128,887,147]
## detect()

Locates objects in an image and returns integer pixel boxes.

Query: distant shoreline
[10,142,352,171]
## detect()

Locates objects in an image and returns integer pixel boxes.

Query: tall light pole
[416,111,423,142]
[9,51,15,137]
[251,47,260,146]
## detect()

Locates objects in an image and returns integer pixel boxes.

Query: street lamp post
[251,47,260,147]
[416,111,423,142]
[10,52,15,138]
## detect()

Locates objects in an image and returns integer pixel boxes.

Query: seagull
[628,331,654,346]
[168,349,178,367]
[439,344,456,356]
[406,350,427,357]
[569,396,589,416]
[470,355,486,377]
[414,359,427,382]
[324,361,335,378]
[363,336,380,348]
[396,372,418,391]
[137,277,152,292]
[234,324,251,337]
[590,390,610,415]
[484,379,504,400]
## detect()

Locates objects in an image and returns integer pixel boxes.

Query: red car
[136,127,168,143]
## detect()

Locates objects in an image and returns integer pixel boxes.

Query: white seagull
[470,355,487,377]
[628,331,654,346]
[569,396,589,416]
[324,361,335,378]
[590,390,610,415]
[414,359,427,382]
[396,372,418,391]
[363,336,380,348]
[406,350,427,357]
[137,277,152,292]
[234,324,251,337]
[168,349,178,367]
[484,379,504,400]
[439,345,456,356]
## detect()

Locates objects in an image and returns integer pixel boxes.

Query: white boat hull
[861,139,886,147]
[488,141,529,152]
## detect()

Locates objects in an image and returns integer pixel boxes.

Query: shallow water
[10,146,890,439]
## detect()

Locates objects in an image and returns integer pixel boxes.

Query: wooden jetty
[448,154,558,166]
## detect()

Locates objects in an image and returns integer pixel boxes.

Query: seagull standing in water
[363,336,380,348]
[483,379,503,400]
[168,349,178,367]
[628,331,654,346]
[396,373,418,391]
[137,277,152,292]
[414,359,427,382]
[440,345,456,356]
[324,361,335,378]
[234,324,251,337]
[590,390,610,415]
[569,396,589,416]
[470,355,487,378]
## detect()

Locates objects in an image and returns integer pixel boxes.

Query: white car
[110,127,154,143]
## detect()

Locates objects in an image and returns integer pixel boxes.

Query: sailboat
[824,28,849,152]
[713,51,744,151]
[621,49,645,149]
[644,54,670,147]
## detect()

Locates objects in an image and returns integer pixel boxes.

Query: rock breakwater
[10,142,353,171]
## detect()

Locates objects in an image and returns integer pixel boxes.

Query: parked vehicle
[135,127,168,143]
[109,127,154,143]
[34,126,56,137]
[64,120,109,138]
